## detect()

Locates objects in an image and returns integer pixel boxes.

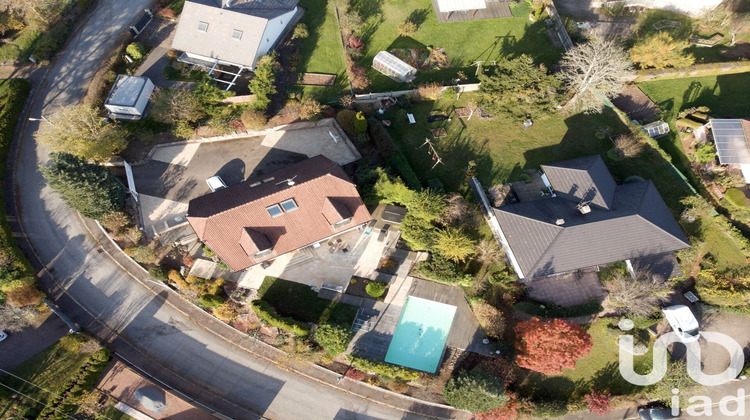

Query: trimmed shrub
[213,303,239,322]
[354,111,367,134]
[365,281,387,298]
[443,370,508,412]
[148,266,168,282]
[346,355,421,381]
[336,109,357,135]
[415,255,467,284]
[99,211,130,233]
[398,21,417,37]
[250,300,310,336]
[386,153,421,191]
[313,323,353,356]
[292,23,309,39]
[695,142,716,164]
[6,283,43,307]
[240,109,267,130]
[124,246,156,264]
[125,42,148,61]
[200,294,224,308]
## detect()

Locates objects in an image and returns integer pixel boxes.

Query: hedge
[250,300,310,336]
[635,61,750,82]
[367,116,422,190]
[513,299,603,318]
[387,152,422,190]
[346,355,421,381]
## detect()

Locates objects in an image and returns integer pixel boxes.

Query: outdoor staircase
[351,308,379,333]
[284,247,318,271]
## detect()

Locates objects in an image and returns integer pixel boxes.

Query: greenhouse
[372,51,417,83]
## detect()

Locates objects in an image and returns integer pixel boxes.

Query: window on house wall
[266,204,283,218]
[280,198,298,212]
[197,21,209,32]
[232,29,243,40]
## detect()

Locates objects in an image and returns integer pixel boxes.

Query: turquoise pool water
[384,296,457,373]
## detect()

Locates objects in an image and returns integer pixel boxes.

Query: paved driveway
[0,313,69,372]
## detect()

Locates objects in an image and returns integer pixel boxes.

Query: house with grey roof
[493,155,690,280]
[171,0,298,75]
[709,119,750,183]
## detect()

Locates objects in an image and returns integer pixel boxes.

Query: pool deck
[409,279,489,354]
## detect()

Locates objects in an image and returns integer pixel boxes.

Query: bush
[125,42,148,61]
[250,300,310,336]
[292,23,309,39]
[415,255,467,284]
[124,246,156,264]
[213,303,238,322]
[6,283,43,307]
[346,355,421,381]
[444,370,508,413]
[354,111,367,134]
[313,323,352,356]
[172,121,194,139]
[345,368,366,381]
[416,82,442,101]
[725,188,750,208]
[472,301,505,339]
[513,299,603,318]
[442,87,457,99]
[299,98,322,120]
[0,45,21,63]
[148,266,167,282]
[386,379,409,393]
[99,211,130,233]
[695,142,716,164]
[200,294,224,308]
[398,20,417,37]
[336,109,357,135]
[532,400,569,418]
[240,109,267,130]
[365,281,387,298]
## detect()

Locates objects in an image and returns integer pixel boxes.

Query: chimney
[578,204,592,215]
[223,0,232,8]
[555,219,565,226]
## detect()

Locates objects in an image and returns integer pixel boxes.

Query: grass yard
[354,0,562,91]
[296,0,349,103]
[380,93,696,211]
[258,276,358,326]
[0,335,100,417]
[517,319,651,402]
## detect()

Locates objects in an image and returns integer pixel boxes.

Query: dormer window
[333,218,352,229]
[197,21,209,32]
[280,198,298,212]
[266,204,283,218]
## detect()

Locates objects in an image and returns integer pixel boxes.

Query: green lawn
[355,0,562,91]
[0,335,96,416]
[296,0,350,103]
[517,319,651,402]
[258,276,358,326]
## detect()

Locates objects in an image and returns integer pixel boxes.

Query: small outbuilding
[641,120,670,138]
[372,51,417,83]
[104,75,155,121]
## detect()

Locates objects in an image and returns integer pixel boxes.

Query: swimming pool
[384,296,457,373]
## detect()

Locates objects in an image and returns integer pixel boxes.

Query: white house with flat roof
[104,75,154,121]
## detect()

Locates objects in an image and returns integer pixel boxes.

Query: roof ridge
[496,207,566,230]
[525,226,566,277]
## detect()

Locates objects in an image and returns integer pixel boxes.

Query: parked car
[0,329,7,342]
[206,176,227,192]
[662,304,700,343]
[638,402,681,420]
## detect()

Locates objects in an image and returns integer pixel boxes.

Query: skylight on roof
[197,21,209,32]
[232,29,243,40]
[266,204,283,218]
[280,198,298,212]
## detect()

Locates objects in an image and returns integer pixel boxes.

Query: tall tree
[478,55,563,120]
[35,105,128,161]
[557,37,634,113]
[630,32,695,70]
[40,153,125,219]
[514,317,593,375]
[249,53,278,111]
[443,370,509,413]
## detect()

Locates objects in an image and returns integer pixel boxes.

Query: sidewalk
[80,216,469,419]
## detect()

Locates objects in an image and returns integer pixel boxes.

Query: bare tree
[605,272,670,318]
[0,0,47,22]
[613,134,645,158]
[475,238,505,266]
[150,87,203,125]
[440,193,477,228]
[557,37,634,114]
[726,15,747,46]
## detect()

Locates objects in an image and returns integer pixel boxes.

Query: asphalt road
[6,2,440,419]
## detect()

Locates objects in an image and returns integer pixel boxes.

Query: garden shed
[372,51,417,83]
[104,75,155,121]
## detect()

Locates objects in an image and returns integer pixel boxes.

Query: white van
[662,305,700,343]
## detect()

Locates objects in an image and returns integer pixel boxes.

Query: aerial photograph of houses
[1,0,750,419]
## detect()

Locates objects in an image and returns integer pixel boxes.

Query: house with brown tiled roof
[186,155,371,271]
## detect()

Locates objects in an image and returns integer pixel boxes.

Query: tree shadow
[407,8,430,28]
[351,0,383,20]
